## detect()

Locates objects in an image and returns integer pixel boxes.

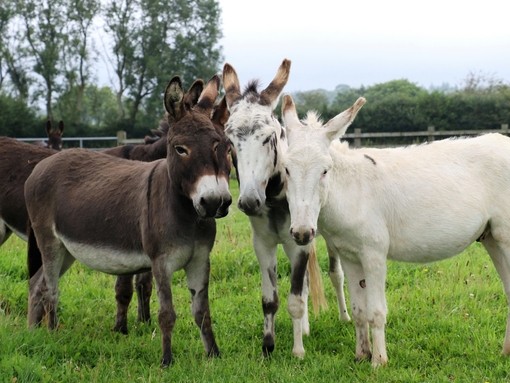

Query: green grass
[1,182,510,382]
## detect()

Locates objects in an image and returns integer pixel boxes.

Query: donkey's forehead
[226,102,279,142]
[285,143,332,171]
[168,114,224,143]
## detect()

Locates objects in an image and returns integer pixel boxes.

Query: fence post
[427,126,435,142]
[501,124,509,135]
[117,130,127,146]
[354,128,362,148]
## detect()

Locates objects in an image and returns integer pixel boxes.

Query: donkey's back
[336,133,510,262]
[0,137,56,241]
[25,148,165,273]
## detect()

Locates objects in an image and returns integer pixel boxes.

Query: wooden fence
[18,124,509,149]
[345,124,509,147]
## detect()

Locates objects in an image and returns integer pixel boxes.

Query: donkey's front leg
[284,242,310,358]
[341,257,372,362]
[185,250,220,358]
[151,257,176,367]
[363,253,388,367]
[253,234,279,356]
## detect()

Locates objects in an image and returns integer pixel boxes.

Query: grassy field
[1,182,510,382]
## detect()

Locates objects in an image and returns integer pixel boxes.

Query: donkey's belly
[60,236,152,275]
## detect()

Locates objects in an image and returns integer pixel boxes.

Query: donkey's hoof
[262,335,275,357]
[112,324,128,335]
[207,345,221,358]
[161,354,174,368]
[292,348,305,359]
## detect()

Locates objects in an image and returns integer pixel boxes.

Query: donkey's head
[282,95,366,245]
[223,59,291,216]
[164,75,232,219]
[46,119,64,150]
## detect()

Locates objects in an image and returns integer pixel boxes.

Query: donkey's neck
[265,135,288,204]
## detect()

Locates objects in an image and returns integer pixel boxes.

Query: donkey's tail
[308,240,328,316]
[27,222,42,278]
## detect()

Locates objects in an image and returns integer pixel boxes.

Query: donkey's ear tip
[223,63,233,73]
[356,97,367,107]
[282,58,291,67]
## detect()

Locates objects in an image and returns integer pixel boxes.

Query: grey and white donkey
[223,59,350,358]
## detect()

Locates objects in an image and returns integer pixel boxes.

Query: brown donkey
[0,78,205,334]
[25,74,232,366]
[100,77,206,334]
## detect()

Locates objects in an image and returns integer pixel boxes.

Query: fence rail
[17,124,509,149]
[345,124,509,147]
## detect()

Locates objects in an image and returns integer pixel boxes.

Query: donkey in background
[33,119,64,150]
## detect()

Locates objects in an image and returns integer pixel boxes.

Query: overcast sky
[218,0,510,92]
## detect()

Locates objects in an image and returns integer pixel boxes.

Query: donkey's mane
[243,80,261,102]
[144,118,171,144]
[302,111,323,128]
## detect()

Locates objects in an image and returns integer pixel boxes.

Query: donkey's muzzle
[238,196,263,216]
[199,195,232,218]
[290,227,315,246]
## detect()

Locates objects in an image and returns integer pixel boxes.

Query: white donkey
[223,59,350,358]
[281,94,510,367]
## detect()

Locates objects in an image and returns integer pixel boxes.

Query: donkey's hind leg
[482,234,510,355]
[28,230,74,329]
[327,244,351,321]
[113,275,134,334]
[135,271,153,323]
[0,220,12,246]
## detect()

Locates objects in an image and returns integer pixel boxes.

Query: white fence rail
[17,124,510,149]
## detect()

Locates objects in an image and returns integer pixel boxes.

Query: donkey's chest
[250,203,291,241]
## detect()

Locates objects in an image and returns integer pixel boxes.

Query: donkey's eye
[322,169,328,176]
[285,168,290,176]
[174,145,189,156]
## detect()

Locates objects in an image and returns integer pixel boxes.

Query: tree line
[1,1,509,142]
[0,0,222,138]
[292,74,510,140]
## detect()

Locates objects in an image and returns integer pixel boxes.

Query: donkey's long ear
[164,76,185,121]
[57,120,64,135]
[281,94,300,138]
[223,63,242,109]
[195,74,221,115]
[260,59,291,109]
[212,96,230,129]
[183,79,204,110]
[323,97,366,142]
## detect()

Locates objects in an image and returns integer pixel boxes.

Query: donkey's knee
[287,293,305,320]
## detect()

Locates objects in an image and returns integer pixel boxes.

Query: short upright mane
[243,80,262,102]
[302,111,323,128]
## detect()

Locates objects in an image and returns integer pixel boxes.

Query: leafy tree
[61,0,101,122]
[103,0,223,135]
[55,85,118,136]
[293,90,330,119]
[0,93,40,136]
[0,3,31,100]
[15,0,69,119]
